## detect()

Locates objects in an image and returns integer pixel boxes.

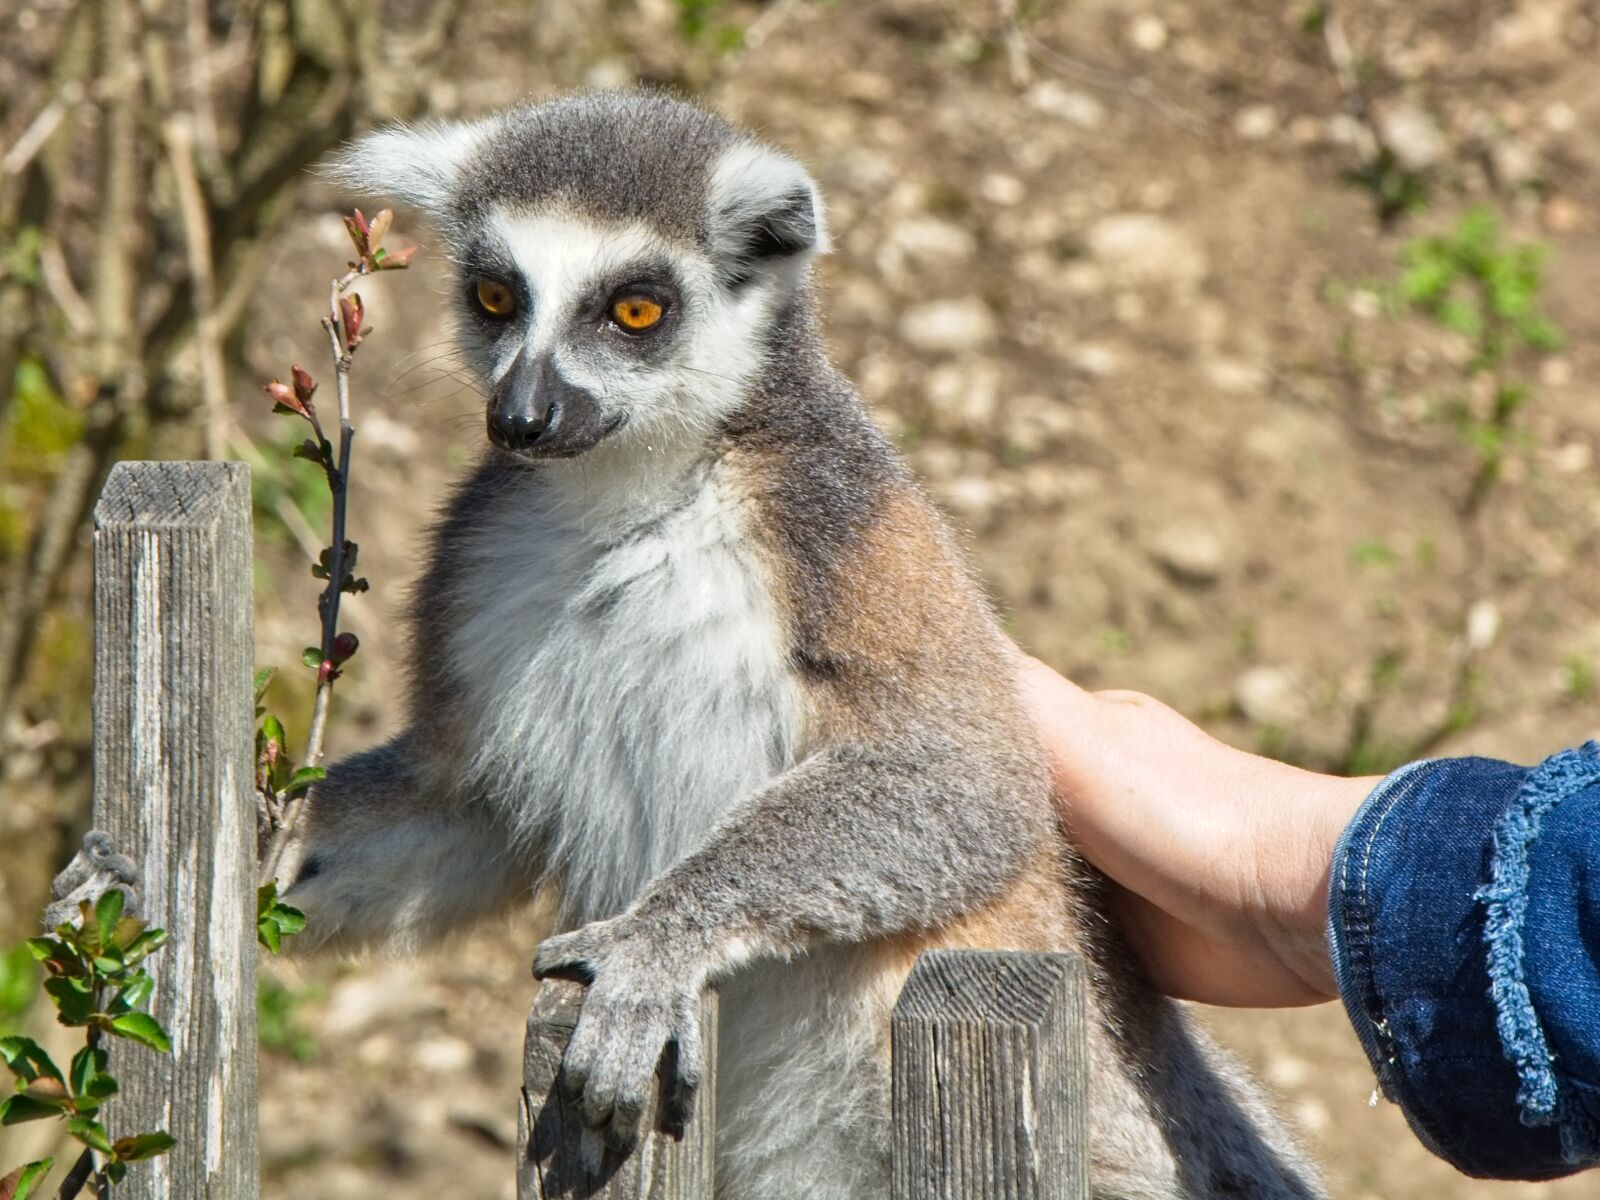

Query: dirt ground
[5,0,1600,1195]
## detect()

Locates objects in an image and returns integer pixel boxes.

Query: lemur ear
[323,120,484,220]
[707,142,829,288]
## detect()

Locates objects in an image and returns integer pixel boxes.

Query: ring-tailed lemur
[280,92,1324,1199]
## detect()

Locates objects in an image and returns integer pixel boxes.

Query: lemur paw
[534,915,706,1152]
[44,831,142,930]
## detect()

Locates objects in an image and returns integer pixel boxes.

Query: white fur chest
[445,458,800,925]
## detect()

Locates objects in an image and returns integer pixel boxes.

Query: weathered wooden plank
[92,461,257,1199]
[891,950,1090,1200]
[519,980,717,1199]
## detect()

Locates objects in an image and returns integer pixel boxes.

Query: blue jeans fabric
[1328,744,1600,1179]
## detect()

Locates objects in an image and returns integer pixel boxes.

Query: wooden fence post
[891,950,1090,1200]
[519,980,718,1199]
[91,461,257,1199]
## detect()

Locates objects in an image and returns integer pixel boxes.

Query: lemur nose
[487,403,554,452]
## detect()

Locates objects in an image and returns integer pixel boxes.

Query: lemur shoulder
[283,92,1325,1200]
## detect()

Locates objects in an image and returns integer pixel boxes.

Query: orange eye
[611,295,664,332]
[474,279,517,318]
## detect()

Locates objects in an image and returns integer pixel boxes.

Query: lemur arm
[533,736,1045,1147]
[283,735,541,954]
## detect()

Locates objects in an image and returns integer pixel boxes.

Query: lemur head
[328,92,828,462]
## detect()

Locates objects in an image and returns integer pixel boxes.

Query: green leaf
[112,1131,175,1162]
[111,916,149,951]
[107,1013,171,1054]
[0,1037,63,1086]
[43,976,95,1026]
[105,1161,126,1185]
[270,904,307,936]
[0,1095,63,1125]
[69,1046,108,1097]
[261,713,286,749]
[253,666,277,704]
[81,1074,118,1103]
[95,889,125,948]
[301,646,323,669]
[112,972,154,1012]
[284,766,326,796]
[0,1158,54,1200]
[21,939,57,965]
[257,921,281,955]
[121,929,167,963]
[65,1115,113,1155]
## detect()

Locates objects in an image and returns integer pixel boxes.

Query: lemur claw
[534,916,705,1151]
[44,830,142,930]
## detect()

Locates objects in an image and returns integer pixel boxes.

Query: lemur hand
[533,912,707,1151]
[45,831,142,930]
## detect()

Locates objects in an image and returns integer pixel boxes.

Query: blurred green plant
[258,977,320,1064]
[1391,206,1562,516]
[0,892,173,1195]
[0,946,37,1039]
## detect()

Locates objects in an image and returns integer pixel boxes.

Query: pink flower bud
[340,294,365,353]
[265,379,309,418]
[291,364,317,405]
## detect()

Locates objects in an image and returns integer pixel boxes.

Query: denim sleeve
[1327,742,1600,1180]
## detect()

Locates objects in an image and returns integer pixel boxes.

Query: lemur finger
[532,930,599,982]
[659,1036,700,1137]
[50,831,115,899]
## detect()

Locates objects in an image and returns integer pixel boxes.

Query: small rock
[1128,13,1169,51]
[923,361,1000,430]
[1234,104,1278,140]
[1026,81,1106,129]
[1234,665,1307,727]
[1066,343,1121,377]
[415,1035,475,1074]
[1346,288,1382,320]
[1378,105,1445,172]
[1203,357,1267,394]
[980,173,1026,206]
[1551,441,1591,474]
[1489,138,1541,190]
[898,297,997,353]
[1150,525,1226,586]
[325,969,446,1037]
[882,216,977,269]
[1086,213,1206,288]
[1466,600,1500,652]
[1542,102,1577,134]
[939,475,1003,522]
[1540,356,1573,388]
[1293,1097,1332,1136]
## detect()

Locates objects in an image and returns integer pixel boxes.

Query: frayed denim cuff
[1328,748,1600,1180]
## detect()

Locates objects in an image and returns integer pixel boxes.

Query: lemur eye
[474,279,517,319]
[610,295,664,333]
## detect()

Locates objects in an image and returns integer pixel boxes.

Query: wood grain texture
[519,980,718,1199]
[892,950,1090,1200]
[92,461,258,1199]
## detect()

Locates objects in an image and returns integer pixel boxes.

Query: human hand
[1018,656,1377,1007]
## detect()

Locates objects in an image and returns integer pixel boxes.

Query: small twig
[995,0,1033,88]
[55,1148,95,1200]
[39,239,95,336]
[1023,34,1205,134]
[162,114,228,459]
[1,84,84,176]
[1321,1,1382,161]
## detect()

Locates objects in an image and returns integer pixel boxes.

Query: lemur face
[326,93,829,462]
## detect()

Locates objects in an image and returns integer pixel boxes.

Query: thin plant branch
[162,115,229,459]
[260,215,414,883]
